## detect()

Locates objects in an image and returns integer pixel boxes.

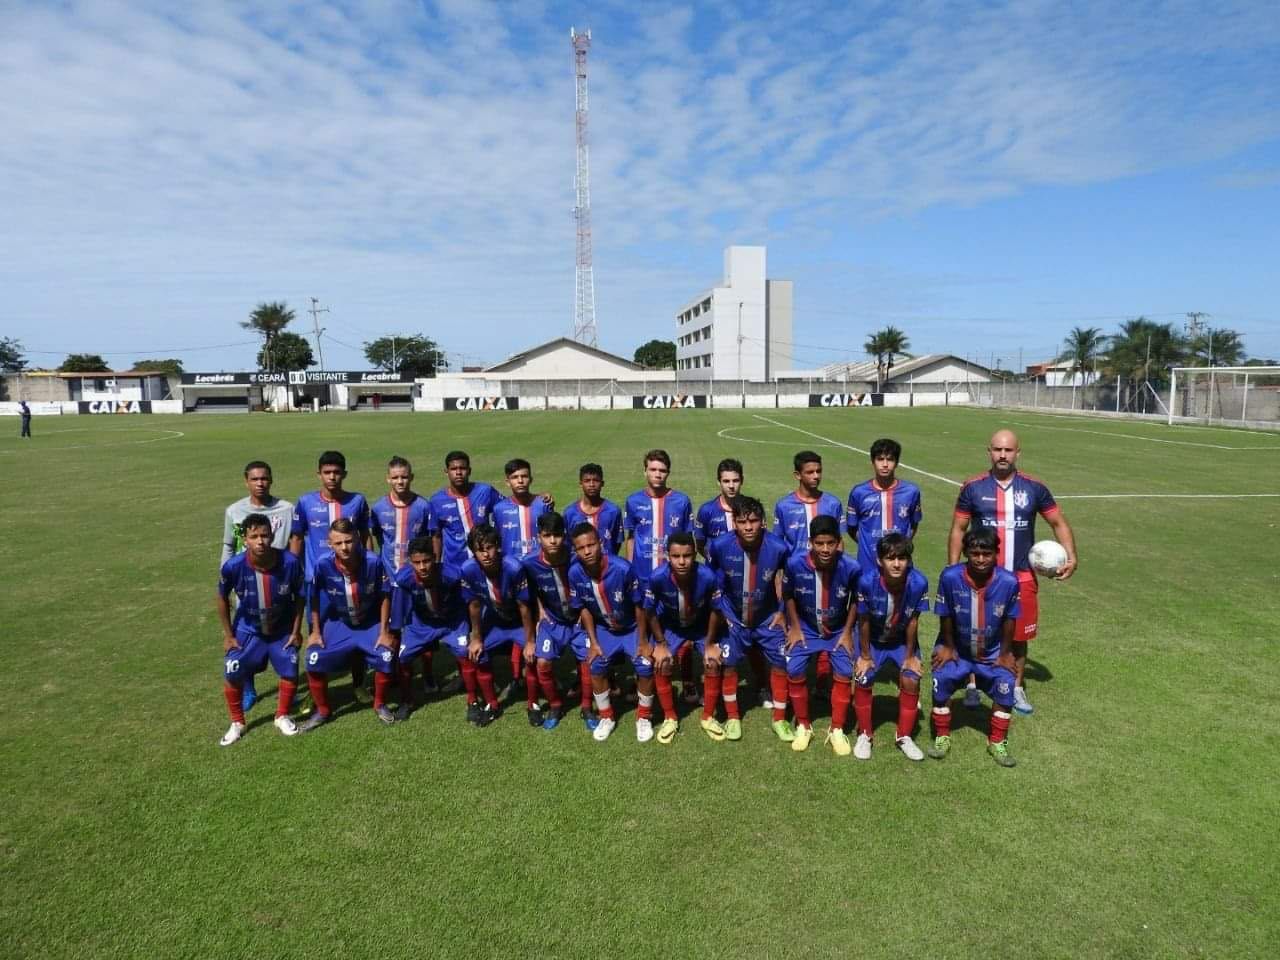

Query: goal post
[1168,366,1280,428]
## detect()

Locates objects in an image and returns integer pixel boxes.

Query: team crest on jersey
[1013,489,1030,510]
[613,590,623,602]
[994,603,1005,617]
[898,504,911,519]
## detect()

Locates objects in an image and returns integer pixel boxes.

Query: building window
[702,325,711,339]
[702,298,711,312]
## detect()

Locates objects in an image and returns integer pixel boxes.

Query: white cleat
[219,721,246,747]
[896,735,925,761]
[273,715,298,737]
[635,718,654,743]
[1013,686,1035,716]
[854,732,873,761]
[963,685,982,709]
[592,717,617,742]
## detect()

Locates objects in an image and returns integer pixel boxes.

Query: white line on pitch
[1056,493,1280,500]
[751,414,961,487]
[1007,419,1276,451]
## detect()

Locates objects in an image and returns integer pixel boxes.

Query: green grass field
[3,406,1278,959]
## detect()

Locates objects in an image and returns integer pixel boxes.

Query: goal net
[1168,366,1280,429]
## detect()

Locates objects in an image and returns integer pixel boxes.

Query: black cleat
[298,711,330,734]
[527,705,545,727]
[394,703,412,723]
[475,703,498,728]
[466,701,483,725]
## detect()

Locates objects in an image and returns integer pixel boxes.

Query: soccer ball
[1028,540,1068,576]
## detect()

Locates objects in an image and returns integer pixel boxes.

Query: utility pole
[308,298,329,370]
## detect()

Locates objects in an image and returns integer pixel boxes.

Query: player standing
[694,458,744,554]
[773,451,844,554]
[371,456,433,574]
[492,458,554,561]
[948,429,1077,714]
[846,438,923,573]
[929,527,1021,767]
[389,536,467,721]
[643,532,724,743]
[215,514,304,745]
[780,516,860,753]
[706,496,793,742]
[429,450,501,576]
[852,532,930,761]
[456,524,527,727]
[563,463,624,555]
[624,449,694,580]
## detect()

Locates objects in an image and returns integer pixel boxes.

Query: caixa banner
[809,393,884,407]
[78,400,153,414]
[447,397,519,411]
[632,395,707,409]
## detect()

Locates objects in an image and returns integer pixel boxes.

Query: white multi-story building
[674,246,793,380]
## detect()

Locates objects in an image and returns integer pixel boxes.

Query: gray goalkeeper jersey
[221,496,295,564]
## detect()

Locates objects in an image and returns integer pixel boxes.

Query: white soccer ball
[1028,540,1068,576]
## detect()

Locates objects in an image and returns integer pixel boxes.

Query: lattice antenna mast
[570,27,598,347]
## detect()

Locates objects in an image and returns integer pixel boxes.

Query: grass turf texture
[2,407,1278,960]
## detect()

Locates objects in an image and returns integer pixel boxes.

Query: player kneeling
[643,532,724,744]
[851,533,930,761]
[928,527,1021,767]
[781,516,861,754]
[389,536,466,722]
[300,519,398,731]
[456,524,528,727]
[216,513,306,745]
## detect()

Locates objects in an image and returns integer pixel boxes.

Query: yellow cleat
[792,723,813,752]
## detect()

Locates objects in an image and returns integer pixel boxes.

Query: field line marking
[1056,493,1280,500]
[716,425,807,446]
[750,414,961,487]
[1005,409,1280,441]
[1006,418,1277,450]
[0,429,185,453]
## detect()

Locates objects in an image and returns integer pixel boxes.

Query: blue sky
[2,0,1278,372]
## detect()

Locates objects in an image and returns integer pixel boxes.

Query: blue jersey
[371,493,433,574]
[429,483,501,571]
[291,490,371,580]
[773,491,845,553]
[567,554,643,633]
[846,479,923,572]
[492,496,552,561]
[781,551,861,640]
[389,564,464,631]
[218,550,304,637]
[933,563,1021,663]
[856,567,930,647]
[954,470,1059,573]
[694,495,737,547]
[459,555,526,628]
[642,562,720,636]
[563,499,625,555]
[706,531,789,629]
[310,550,388,628]
[624,489,693,579]
[520,552,579,626]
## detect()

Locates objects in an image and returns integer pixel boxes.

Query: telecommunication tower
[570,27,598,347]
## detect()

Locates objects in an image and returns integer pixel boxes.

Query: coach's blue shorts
[224,626,298,683]
[930,651,1014,708]
[442,620,523,666]
[306,620,396,675]
[535,619,589,663]
[854,644,920,687]
[784,634,854,679]
[588,626,654,678]
[731,619,787,669]
[400,618,466,662]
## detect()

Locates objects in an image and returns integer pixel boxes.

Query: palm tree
[241,301,296,372]
[1057,325,1105,407]
[1102,317,1188,412]
[1189,327,1245,367]
[864,326,911,388]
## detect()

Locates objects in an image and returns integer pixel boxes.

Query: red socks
[769,670,789,722]
[307,672,331,717]
[373,671,391,710]
[788,676,810,727]
[476,663,499,709]
[816,650,832,686]
[702,673,720,720]
[932,704,952,738]
[276,679,297,718]
[398,661,415,703]
[459,659,479,705]
[578,662,593,710]
[989,709,1011,743]
[656,673,677,719]
[721,669,740,720]
[525,660,540,709]
[897,691,919,738]
[593,688,615,720]
[223,683,245,724]
[536,661,562,710]
[854,683,874,736]
[830,677,852,730]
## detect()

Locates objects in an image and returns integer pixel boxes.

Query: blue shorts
[224,627,298,683]
[589,626,654,678]
[854,645,920,687]
[442,620,523,666]
[535,619,589,663]
[784,635,853,679]
[695,631,745,668]
[306,620,396,675]
[730,619,787,668]
[400,618,466,662]
[930,650,1014,708]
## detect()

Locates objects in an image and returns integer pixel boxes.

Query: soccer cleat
[771,719,796,743]
[988,740,1017,767]
[853,732,872,760]
[580,708,599,732]
[1013,687,1034,716]
[791,723,813,752]
[926,734,951,759]
[700,717,726,741]
[724,718,743,741]
[474,704,498,728]
[636,718,654,743]
[756,688,775,710]
[394,703,412,723]
[241,680,258,712]
[466,701,483,725]
[273,715,298,737]
[657,718,679,744]
[298,712,330,734]
[896,735,924,761]
[219,721,247,746]
[826,727,851,757]
[527,705,545,727]
[542,708,563,730]
[592,716,617,742]
[963,685,981,709]
[375,704,397,725]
